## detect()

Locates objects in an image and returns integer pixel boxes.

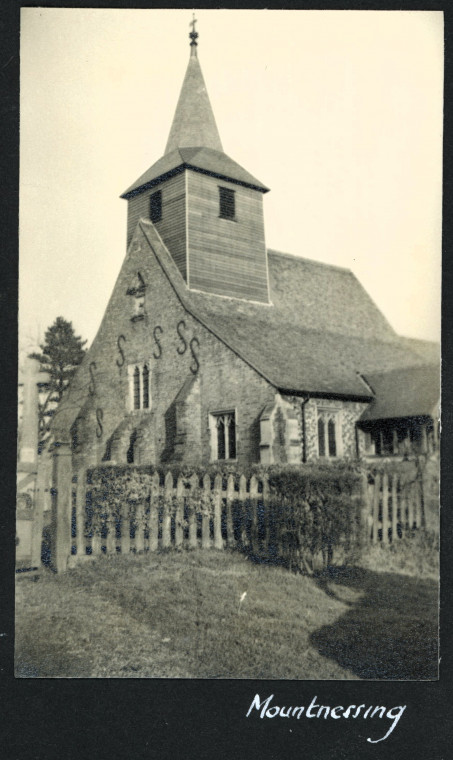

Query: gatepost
[30,453,50,568]
[51,441,73,573]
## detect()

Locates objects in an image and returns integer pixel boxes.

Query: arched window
[317,408,341,458]
[210,411,237,461]
[142,365,149,409]
[128,362,152,412]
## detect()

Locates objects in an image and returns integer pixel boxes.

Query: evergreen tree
[30,317,87,452]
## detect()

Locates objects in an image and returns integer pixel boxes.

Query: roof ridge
[400,335,440,346]
[365,363,440,377]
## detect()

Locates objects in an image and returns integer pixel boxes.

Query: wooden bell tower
[121,18,271,304]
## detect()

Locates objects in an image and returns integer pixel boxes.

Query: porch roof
[359,365,440,422]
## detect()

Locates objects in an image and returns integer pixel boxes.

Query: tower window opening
[150,190,162,223]
[219,187,235,220]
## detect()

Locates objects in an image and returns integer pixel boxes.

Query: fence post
[382,472,389,544]
[250,475,259,555]
[202,474,211,550]
[91,508,102,558]
[74,468,86,558]
[135,500,145,553]
[238,475,247,548]
[213,474,223,549]
[226,475,235,548]
[162,472,173,549]
[120,500,131,556]
[31,453,49,568]
[188,473,198,549]
[359,470,370,547]
[407,481,414,532]
[175,476,184,549]
[391,474,398,542]
[413,477,419,529]
[262,475,270,554]
[420,462,428,530]
[51,441,73,572]
[149,473,159,551]
[372,472,381,543]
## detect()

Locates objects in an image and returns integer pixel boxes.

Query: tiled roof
[121,147,269,198]
[140,221,428,400]
[359,365,440,421]
[398,336,440,365]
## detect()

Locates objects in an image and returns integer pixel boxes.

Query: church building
[49,23,439,472]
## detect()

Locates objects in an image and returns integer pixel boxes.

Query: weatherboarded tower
[121,20,270,304]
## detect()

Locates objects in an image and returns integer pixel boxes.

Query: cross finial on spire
[189,12,198,56]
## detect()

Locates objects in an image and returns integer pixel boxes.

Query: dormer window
[219,186,235,220]
[150,190,162,223]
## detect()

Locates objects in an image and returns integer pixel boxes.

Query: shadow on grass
[309,566,438,680]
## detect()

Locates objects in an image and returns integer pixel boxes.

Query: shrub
[264,462,362,573]
[84,461,363,574]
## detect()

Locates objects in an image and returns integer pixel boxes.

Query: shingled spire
[165,17,223,154]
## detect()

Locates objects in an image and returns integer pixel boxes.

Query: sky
[19,9,443,354]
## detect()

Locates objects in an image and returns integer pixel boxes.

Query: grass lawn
[15,548,438,679]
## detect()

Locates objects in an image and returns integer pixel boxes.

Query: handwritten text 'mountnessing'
[246,694,407,744]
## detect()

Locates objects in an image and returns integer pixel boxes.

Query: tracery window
[210,411,236,461]
[317,408,341,458]
[128,362,151,411]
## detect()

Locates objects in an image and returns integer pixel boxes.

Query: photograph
[16,8,441,681]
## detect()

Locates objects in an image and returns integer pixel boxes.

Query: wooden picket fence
[71,472,273,561]
[364,469,424,544]
[65,465,426,570]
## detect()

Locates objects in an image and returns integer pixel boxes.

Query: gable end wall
[63,224,276,470]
